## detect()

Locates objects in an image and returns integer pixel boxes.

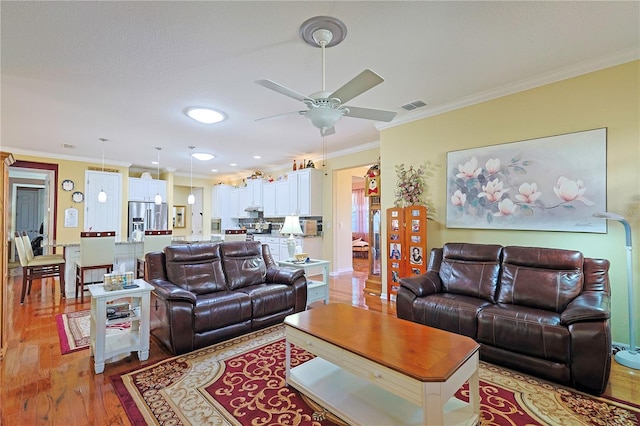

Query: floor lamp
[593,212,640,369]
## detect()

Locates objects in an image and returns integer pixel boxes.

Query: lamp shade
[281,215,303,236]
[154,193,162,205]
[97,190,107,203]
[187,193,195,205]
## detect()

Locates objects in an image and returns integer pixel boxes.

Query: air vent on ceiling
[62,143,75,149]
[401,100,426,111]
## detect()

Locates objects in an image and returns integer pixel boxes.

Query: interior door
[16,187,40,240]
[85,170,123,238]
[191,188,203,239]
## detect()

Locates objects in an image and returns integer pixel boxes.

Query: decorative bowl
[294,253,308,262]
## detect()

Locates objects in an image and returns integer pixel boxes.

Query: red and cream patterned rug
[111,325,640,425]
[56,309,130,354]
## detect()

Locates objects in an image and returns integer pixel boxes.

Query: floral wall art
[446,128,607,233]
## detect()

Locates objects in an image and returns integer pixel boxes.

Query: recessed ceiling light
[230,163,237,167]
[192,152,215,161]
[152,161,159,165]
[185,107,226,124]
[211,169,218,172]
[253,155,261,159]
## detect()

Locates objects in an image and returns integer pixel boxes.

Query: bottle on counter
[293,160,297,171]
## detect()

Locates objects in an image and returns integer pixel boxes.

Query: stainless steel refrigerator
[128,201,168,238]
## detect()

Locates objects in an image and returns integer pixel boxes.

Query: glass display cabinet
[363,196,382,295]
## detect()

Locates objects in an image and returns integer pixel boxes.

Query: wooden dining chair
[136,230,172,279]
[14,232,65,304]
[75,231,116,303]
[20,231,64,261]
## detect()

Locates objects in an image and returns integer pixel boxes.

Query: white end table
[277,259,330,306]
[88,279,153,374]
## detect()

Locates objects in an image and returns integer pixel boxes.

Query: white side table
[277,259,330,306]
[88,279,153,374]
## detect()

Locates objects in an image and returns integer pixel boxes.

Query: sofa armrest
[561,291,610,325]
[398,271,442,297]
[266,266,305,285]
[148,278,197,304]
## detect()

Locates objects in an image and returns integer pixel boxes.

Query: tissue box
[103,271,134,291]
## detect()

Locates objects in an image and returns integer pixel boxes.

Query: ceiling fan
[255,16,397,137]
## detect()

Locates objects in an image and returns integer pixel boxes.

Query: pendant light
[187,146,195,205]
[154,147,162,205]
[97,138,108,203]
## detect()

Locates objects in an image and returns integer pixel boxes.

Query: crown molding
[378,48,640,130]
[4,146,132,168]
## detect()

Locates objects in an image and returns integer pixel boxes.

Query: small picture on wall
[391,211,398,217]
[412,268,421,275]
[411,235,421,243]
[391,271,399,282]
[390,233,399,241]
[389,243,401,260]
[411,219,420,232]
[391,219,399,231]
[409,246,423,265]
[392,262,399,269]
[412,209,421,217]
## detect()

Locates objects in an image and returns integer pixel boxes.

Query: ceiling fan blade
[320,127,336,136]
[344,106,397,122]
[255,79,314,102]
[329,69,384,104]
[255,110,305,122]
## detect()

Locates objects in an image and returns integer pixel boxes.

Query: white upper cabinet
[262,182,276,217]
[287,169,323,216]
[230,187,249,218]
[274,180,290,217]
[129,177,167,202]
[247,178,263,208]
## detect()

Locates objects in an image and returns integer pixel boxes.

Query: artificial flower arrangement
[394,161,438,219]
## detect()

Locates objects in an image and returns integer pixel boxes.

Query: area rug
[56,309,130,354]
[110,325,640,426]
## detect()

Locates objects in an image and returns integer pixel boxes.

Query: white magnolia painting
[446,128,607,233]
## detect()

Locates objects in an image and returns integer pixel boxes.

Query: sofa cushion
[238,284,296,317]
[165,243,227,295]
[497,246,583,312]
[477,304,570,364]
[411,293,491,338]
[193,290,252,333]
[439,243,503,303]
[220,241,268,290]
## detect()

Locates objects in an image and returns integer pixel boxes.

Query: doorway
[9,161,58,259]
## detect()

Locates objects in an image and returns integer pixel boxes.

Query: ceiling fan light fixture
[185,107,226,124]
[305,106,343,132]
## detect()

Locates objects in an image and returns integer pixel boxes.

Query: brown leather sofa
[145,240,307,355]
[397,242,611,395]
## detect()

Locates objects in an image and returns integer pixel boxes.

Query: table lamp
[593,212,639,369]
[281,215,303,260]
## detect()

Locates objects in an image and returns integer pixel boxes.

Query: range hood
[244,205,263,212]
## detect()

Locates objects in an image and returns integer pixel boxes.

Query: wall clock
[62,179,75,191]
[72,191,84,203]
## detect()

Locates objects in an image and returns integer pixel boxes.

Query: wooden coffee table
[284,304,480,425]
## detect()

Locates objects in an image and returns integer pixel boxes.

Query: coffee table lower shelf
[288,357,477,426]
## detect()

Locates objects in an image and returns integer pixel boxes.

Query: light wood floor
[1,263,638,424]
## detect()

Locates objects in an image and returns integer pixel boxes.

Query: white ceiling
[2,1,638,181]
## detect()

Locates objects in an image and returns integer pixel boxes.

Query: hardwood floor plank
[1,263,637,425]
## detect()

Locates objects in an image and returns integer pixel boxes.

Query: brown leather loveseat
[145,240,307,355]
[397,243,611,395]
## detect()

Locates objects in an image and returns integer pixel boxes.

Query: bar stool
[20,231,64,261]
[14,232,65,304]
[136,230,172,279]
[75,231,116,303]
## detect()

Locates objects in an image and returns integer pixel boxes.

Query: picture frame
[446,128,607,233]
[173,205,186,228]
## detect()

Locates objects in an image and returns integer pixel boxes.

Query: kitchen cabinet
[129,177,166,202]
[229,187,249,219]
[246,178,263,209]
[262,183,276,217]
[274,180,290,216]
[212,184,234,231]
[287,169,323,216]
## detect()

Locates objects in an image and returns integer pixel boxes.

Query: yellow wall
[380,60,640,345]
[13,154,131,243]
